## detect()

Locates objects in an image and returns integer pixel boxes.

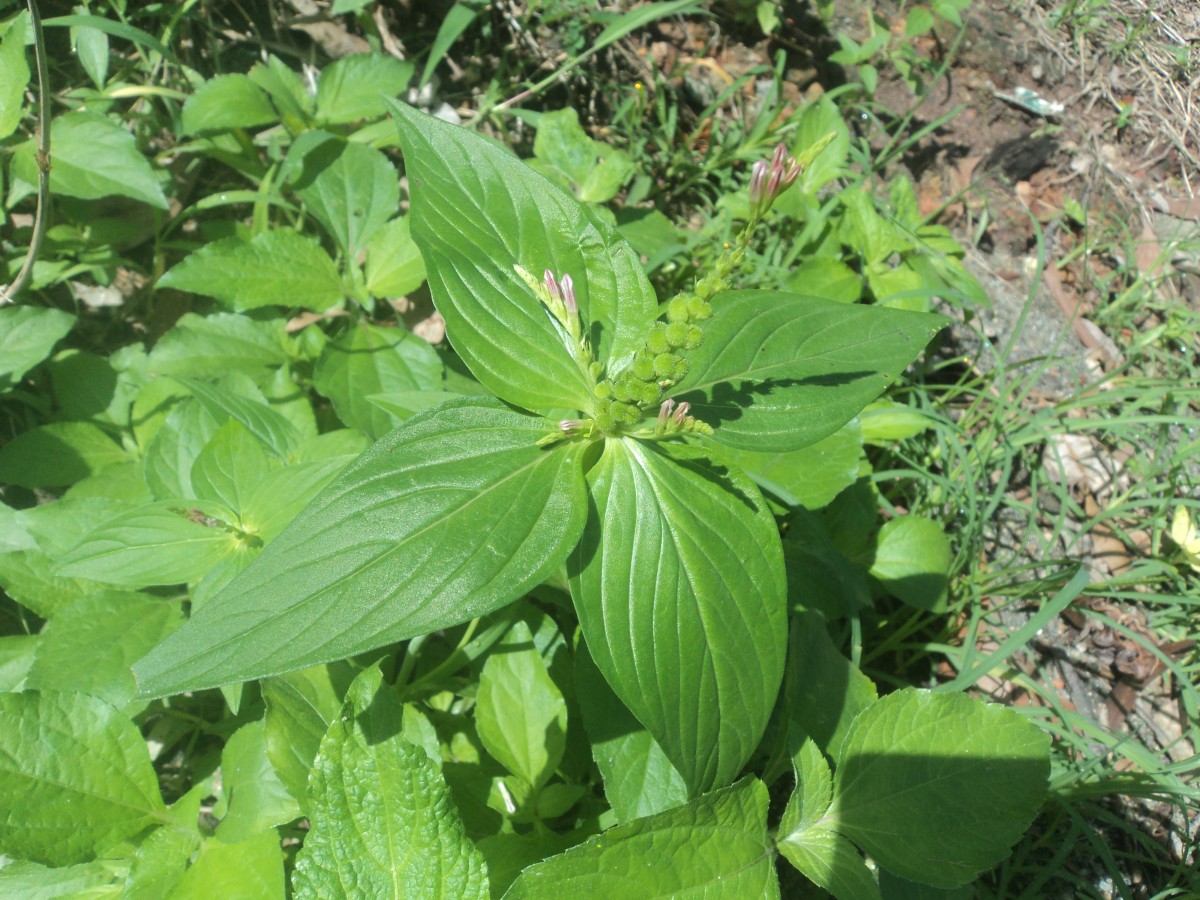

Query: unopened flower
[749,143,802,218]
[1169,507,1200,573]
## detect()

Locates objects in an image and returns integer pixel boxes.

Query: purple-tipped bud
[543,269,562,301]
[672,401,690,426]
[560,273,577,315]
[771,143,788,170]
[658,399,675,429]
[558,419,582,433]
[748,160,768,206]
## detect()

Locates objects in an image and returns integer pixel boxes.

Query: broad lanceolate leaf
[174,376,302,459]
[312,320,442,439]
[475,619,568,789]
[180,73,277,134]
[315,53,413,124]
[868,515,952,611]
[289,134,399,257]
[831,689,1050,888]
[389,100,656,412]
[146,312,289,380]
[503,778,777,899]
[0,691,166,865]
[0,306,74,391]
[292,669,487,899]
[56,501,243,587]
[366,216,426,298]
[134,398,587,697]
[0,421,128,488]
[11,111,168,208]
[262,663,351,805]
[570,439,787,795]
[158,230,343,312]
[671,290,948,452]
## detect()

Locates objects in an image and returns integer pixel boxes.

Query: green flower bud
[594,381,612,400]
[632,354,656,381]
[654,353,677,378]
[613,401,640,424]
[612,380,633,403]
[665,322,689,349]
[667,296,691,323]
[646,325,671,355]
[595,411,615,433]
[672,357,689,380]
[634,380,660,405]
[687,297,712,320]
[684,324,703,349]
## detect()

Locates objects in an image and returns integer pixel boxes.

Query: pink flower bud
[560,273,577,315]
[671,401,690,426]
[657,399,675,429]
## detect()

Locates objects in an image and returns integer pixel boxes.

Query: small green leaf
[868,516,952,611]
[832,689,1051,888]
[503,778,778,898]
[288,134,399,257]
[0,306,75,391]
[784,612,877,763]
[0,859,123,896]
[316,53,413,124]
[240,457,353,544]
[366,216,426,298]
[159,230,343,312]
[170,830,284,900]
[0,691,166,865]
[56,501,242,587]
[10,111,168,208]
[181,73,277,134]
[174,376,303,459]
[532,108,633,204]
[216,720,302,842]
[146,312,289,380]
[0,12,31,140]
[312,321,442,439]
[143,397,220,500]
[134,399,587,697]
[782,257,862,304]
[0,421,128,488]
[390,100,656,411]
[476,619,568,789]
[730,418,863,510]
[262,663,352,805]
[575,642,687,822]
[777,738,882,900]
[248,54,313,131]
[671,290,948,452]
[122,821,202,900]
[905,5,937,36]
[26,590,182,707]
[190,420,271,516]
[570,439,787,795]
[292,668,488,899]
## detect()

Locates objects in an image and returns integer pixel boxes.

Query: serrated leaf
[289,134,399,257]
[476,619,568,789]
[181,73,277,134]
[158,230,343,312]
[832,689,1050,888]
[575,641,687,822]
[26,590,182,707]
[133,398,587,697]
[0,305,74,390]
[365,216,426,298]
[570,439,787,795]
[147,312,289,380]
[216,720,302,842]
[171,830,284,900]
[0,691,166,865]
[312,320,442,438]
[0,421,128,488]
[389,100,656,411]
[868,516,952,611]
[670,290,948,452]
[248,54,313,132]
[0,12,31,140]
[503,778,777,898]
[10,111,167,208]
[315,53,413,124]
[292,666,488,899]
[56,501,242,587]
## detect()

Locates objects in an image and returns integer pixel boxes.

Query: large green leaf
[503,778,777,898]
[158,230,343,312]
[570,439,787,795]
[315,53,413,124]
[670,291,947,452]
[289,134,399,257]
[0,12,30,141]
[389,100,656,412]
[56,500,243,587]
[531,108,633,204]
[0,306,75,391]
[729,418,863,510]
[0,691,167,865]
[831,689,1050,888]
[11,111,168,208]
[312,320,442,439]
[170,830,284,900]
[292,668,488,899]
[191,419,271,516]
[174,376,302,459]
[146,312,289,380]
[475,619,568,790]
[133,398,587,697]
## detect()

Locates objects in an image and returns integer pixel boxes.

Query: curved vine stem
[0,0,50,305]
